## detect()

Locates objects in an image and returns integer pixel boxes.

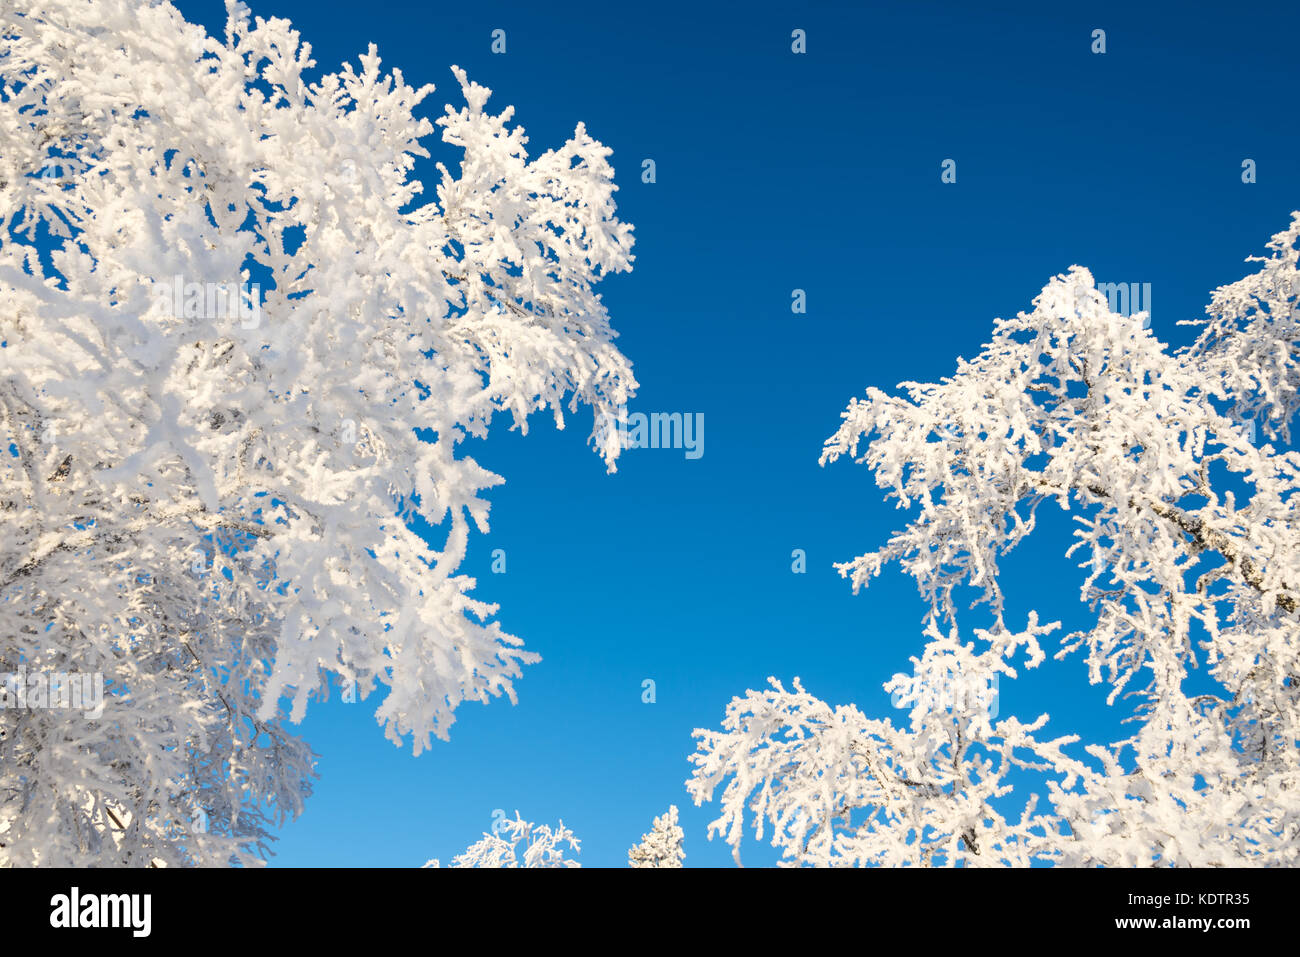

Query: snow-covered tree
[689,214,1300,867]
[627,804,685,867]
[424,813,581,868]
[0,0,635,865]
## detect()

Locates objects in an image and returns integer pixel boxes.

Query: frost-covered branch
[691,216,1300,866]
[424,813,581,868]
[0,0,635,865]
[628,805,685,867]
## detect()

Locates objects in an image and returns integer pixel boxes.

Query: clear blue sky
[173,0,1300,866]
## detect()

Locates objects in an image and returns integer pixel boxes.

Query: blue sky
[174,0,1300,866]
